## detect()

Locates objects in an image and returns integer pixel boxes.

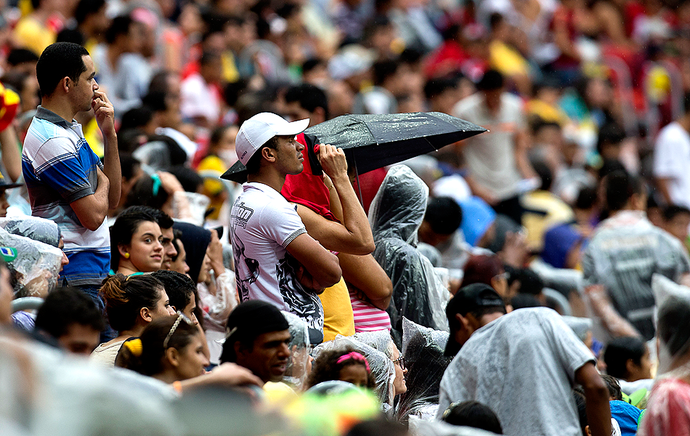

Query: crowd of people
[1,0,690,432]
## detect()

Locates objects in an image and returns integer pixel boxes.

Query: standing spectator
[12,0,63,56]
[22,43,120,317]
[453,69,536,224]
[653,94,690,209]
[180,51,224,128]
[227,112,341,338]
[582,171,690,340]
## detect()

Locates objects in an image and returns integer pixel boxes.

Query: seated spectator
[441,401,504,434]
[34,287,105,355]
[603,336,653,399]
[110,207,164,275]
[370,165,450,340]
[219,300,291,387]
[601,375,642,436]
[460,254,508,298]
[117,314,262,391]
[169,229,190,275]
[662,205,690,251]
[307,346,376,389]
[197,125,239,221]
[91,274,175,367]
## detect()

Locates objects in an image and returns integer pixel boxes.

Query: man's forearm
[102,132,121,208]
[0,128,21,182]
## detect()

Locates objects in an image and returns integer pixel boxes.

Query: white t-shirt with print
[653,121,690,209]
[230,182,324,331]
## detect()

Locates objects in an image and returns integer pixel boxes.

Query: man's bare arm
[70,168,109,231]
[0,128,21,182]
[575,363,611,436]
[338,252,392,310]
[92,90,121,208]
[286,233,341,290]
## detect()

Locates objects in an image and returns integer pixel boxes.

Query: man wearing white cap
[226,112,342,339]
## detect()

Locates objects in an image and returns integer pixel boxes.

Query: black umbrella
[221,111,486,183]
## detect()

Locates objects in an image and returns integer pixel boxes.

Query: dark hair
[7,48,39,67]
[346,418,407,436]
[151,270,196,314]
[307,346,376,389]
[598,159,626,179]
[199,51,221,66]
[36,42,88,97]
[515,269,544,295]
[56,28,86,46]
[119,106,154,133]
[148,70,173,95]
[301,58,323,75]
[442,401,503,434]
[605,170,642,212]
[120,152,141,181]
[601,374,622,401]
[532,161,553,191]
[125,174,170,210]
[1,71,30,95]
[118,315,200,376]
[575,187,597,210]
[461,254,504,288]
[663,204,690,222]
[110,206,161,270]
[509,293,542,310]
[169,166,203,193]
[125,205,174,230]
[284,84,329,120]
[99,273,165,332]
[425,197,463,235]
[658,295,690,358]
[245,136,279,175]
[424,77,457,100]
[142,91,168,112]
[603,336,647,379]
[209,125,231,151]
[596,122,625,155]
[373,60,399,87]
[34,287,105,338]
[489,12,504,31]
[171,229,183,261]
[105,15,133,44]
[477,69,503,91]
[75,0,106,24]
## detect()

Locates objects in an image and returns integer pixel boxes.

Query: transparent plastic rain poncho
[408,417,500,436]
[651,274,690,376]
[0,226,63,297]
[397,318,452,423]
[282,311,310,391]
[0,217,61,248]
[313,334,396,406]
[368,165,450,342]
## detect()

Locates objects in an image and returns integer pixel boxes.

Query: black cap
[444,283,504,356]
[225,300,289,341]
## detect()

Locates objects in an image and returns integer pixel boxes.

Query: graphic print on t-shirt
[276,254,324,330]
[231,202,259,301]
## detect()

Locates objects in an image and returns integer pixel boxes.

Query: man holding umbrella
[228,112,341,342]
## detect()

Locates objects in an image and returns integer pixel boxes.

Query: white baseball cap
[235,112,310,165]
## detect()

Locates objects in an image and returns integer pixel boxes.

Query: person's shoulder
[453,93,482,114]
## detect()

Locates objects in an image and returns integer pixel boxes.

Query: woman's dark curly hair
[307,346,376,389]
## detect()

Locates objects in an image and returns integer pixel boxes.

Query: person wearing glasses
[117,313,262,392]
[90,273,175,367]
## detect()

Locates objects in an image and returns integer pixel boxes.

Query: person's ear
[585,424,592,436]
[455,313,471,331]
[262,146,276,162]
[165,347,180,368]
[62,76,71,93]
[118,244,130,260]
[313,107,326,124]
[140,306,153,323]
[625,358,637,378]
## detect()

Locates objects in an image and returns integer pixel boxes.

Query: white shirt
[653,121,690,208]
[229,182,324,331]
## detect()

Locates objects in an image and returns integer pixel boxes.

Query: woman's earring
[124,252,130,259]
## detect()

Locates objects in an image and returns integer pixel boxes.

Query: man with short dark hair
[438,283,611,436]
[582,170,690,340]
[226,112,341,337]
[34,287,105,355]
[23,42,120,314]
[219,300,291,385]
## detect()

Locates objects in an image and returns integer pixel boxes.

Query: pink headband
[336,351,371,372]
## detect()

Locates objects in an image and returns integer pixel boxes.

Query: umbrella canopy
[221,111,486,183]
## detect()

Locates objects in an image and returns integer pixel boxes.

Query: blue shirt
[22,106,110,286]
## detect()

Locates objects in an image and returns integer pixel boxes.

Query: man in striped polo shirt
[22,42,120,321]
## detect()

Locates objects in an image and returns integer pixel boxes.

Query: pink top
[640,377,690,436]
[349,289,391,333]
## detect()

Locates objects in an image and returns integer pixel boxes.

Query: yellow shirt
[319,277,355,341]
[13,16,55,56]
[489,40,529,77]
